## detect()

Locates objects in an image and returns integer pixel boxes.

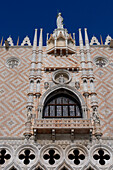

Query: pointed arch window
[43,90,82,118]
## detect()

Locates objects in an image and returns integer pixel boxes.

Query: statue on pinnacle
[57,13,64,29]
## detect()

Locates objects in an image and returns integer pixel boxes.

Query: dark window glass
[43,94,82,118]
[69,105,75,116]
[57,97,62,104]
[63,97,68,104]
[63,106,68,116]
[50,106,55,117]
[76,105,81,117]
[44,106,49,117]
[57,106,62,116]
[50,99,55,104]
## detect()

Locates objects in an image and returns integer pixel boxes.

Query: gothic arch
[0,144,14,169]
[4,162,21,170]
[15,144,38,168]
[40,144,63,168]
[56,161,73,170]
[30,162,46,170]
[65,144,88,168]
[90,144,112,168]
[38,84,87,119]
[81,162,100,170]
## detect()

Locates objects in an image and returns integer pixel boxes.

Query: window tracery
[0,149,11,165]
[93,149,110,165]
[6,57,20,68]
[52,69,71,84]
[93,56,109,68]
[68,149,85,165]
[43,93,82,118]
[18,149,35,165]
[43,149,60,165]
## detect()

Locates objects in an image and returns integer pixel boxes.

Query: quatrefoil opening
[19,149,35,165]
[68,149,85,165]
[93,149,110,165]
[43,149,60,165]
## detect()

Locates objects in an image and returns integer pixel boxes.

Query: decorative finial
[46,33,49,41]
[73,33,75,40]
[84,28,89,45]
[46,33,49,46]
[100,35,103,45]
[79,28,83,45]
[17,36,19,46]
[0,37,3,46]
[73,33,76,45]
[57,13,63,29]
[33,29,37,50]
[39,28,43,50]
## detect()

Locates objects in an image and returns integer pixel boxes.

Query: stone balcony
[33,119,92,134]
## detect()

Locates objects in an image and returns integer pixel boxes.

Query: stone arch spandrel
[55,161,73,170]
[30,162,46,170]
[38,84,87,119]
[39,144,63,169]
[90,144,113,169]
[4,162,21,170]
[65,144,89,168]
[14,144,38,168]
[0,144,14,169]
[81,161,100,170]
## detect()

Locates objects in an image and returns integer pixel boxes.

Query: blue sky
[0,0,113,45]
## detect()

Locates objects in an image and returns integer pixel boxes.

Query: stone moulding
[40,144,63,168]
[40,84,86,106]
[105,35,112,45]
[93,56,109,67]
[0,141,112,169]
[65,144,88,167]
[33,119,92,134]
[52,69,72,84]
[21,36,31,46]
[5,56,20,68]
[38,85,87,117]
[90,36,100,45]
[3,36,14,46]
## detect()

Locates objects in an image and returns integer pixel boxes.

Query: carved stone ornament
[44,82,49,89]
[93,149,110,166]
[21,36,31,46]
[75,81,80,89]
[90,36,100,45]
[6,57,20,68]
[52,69,71,84]
[92,107,100,125]
[93,56,109,68]
[57,13,63,29]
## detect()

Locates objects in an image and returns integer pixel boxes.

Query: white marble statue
[57,13,63,29]
[59,74,65,84]
[92,107,100,124]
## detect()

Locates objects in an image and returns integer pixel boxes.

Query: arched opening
[61,167,68,170]
[10,167,17,170]
[35,168,43,170]
[86,168,94,170]
[43,88,82,118]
